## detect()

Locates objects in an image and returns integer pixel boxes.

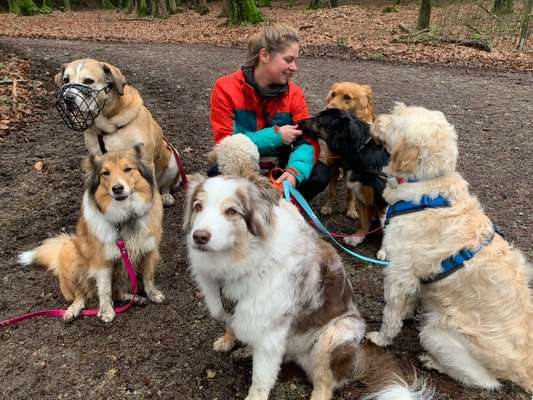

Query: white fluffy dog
[207,134,260,177]
[367,103,533,394]
[184,174,431,400]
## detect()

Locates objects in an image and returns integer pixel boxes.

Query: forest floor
[0,4,532,399]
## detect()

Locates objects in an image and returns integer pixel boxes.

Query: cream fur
[367,103,533,394]
[208,134,260,178]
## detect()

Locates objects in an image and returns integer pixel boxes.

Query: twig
[477,2,503,23]
[11,79,18,113]
[398,22,412,33]
[0,79,27,84]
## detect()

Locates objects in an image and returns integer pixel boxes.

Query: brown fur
[20,146,164,322]
[55,59,181,206]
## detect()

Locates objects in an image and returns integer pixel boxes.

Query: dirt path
[0,37,531,400]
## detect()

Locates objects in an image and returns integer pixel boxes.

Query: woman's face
[260,42,299,86]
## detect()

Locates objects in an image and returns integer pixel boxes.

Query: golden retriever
[367,103,533,394]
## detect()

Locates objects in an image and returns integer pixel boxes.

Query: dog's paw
[121,293,149,306]
[418,353,444,373]
[63,303,84,322]
[146,288,166,304]
[346,208,359,220]
[161,193,175,207]
[344,234,365,247]
[377,249,388,260]
[213,335,236,353]
[245,387,269,400]
[231,345,253,360]
[97,304,115,323]
[320,204,333,216]
[366,331,390,347]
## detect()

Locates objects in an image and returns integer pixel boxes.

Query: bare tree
[417,0,431,30]
[492,0,513,15]
[518,0,533,49]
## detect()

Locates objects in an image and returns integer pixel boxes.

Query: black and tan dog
[300,108,389,247]
[320,82,376,219]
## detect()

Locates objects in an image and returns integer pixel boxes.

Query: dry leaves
[0,55,50,136]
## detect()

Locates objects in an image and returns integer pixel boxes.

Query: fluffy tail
[18,234,76,275]
[356,341,434,400]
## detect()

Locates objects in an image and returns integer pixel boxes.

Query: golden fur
[321,82,376,223]
[19,145,164,323]
[55,59,181,206]
[367,103,533,394]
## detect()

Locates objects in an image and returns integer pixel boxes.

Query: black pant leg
[297,161,332,202]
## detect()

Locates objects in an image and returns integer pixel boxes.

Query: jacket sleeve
[210,82,284,152]
[286,86,314,183]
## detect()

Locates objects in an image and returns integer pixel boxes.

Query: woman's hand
[278,125,302,145]
[276,171,297,187]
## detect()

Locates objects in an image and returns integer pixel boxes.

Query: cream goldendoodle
[367,103,533,394]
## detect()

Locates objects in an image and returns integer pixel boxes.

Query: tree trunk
[493,0,513,15]
[307,0,322,9]
[10,0,40,15]
[157,0,168,17]
[64,0,71,10]
[416,0,431,31]
[218,0,228,17]
[168,0,176,14]
[41,0,53,11]
[102,0,115,9]
[137,0,148,16]
[227,0,262,25]
[518,0,533,49]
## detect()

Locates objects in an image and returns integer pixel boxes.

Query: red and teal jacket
[210,68,319,184]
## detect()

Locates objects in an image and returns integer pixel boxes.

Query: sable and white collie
[184,174,432,400]
[18,144,165,323]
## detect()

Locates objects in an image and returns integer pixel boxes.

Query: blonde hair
[245,23,300,67]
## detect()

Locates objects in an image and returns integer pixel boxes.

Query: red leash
[0,240,137,328]
[162,135,188,189]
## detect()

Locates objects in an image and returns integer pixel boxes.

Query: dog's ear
[81,154,102,196]
[325,82,339,106]
[132,143,155,188]
[361,85,375,122]
[182,174,207,232]
[389,137,419,175]
[244,175,279,238]
[54,63,67,87]
[102,63,127,96]
[206,148,218,165]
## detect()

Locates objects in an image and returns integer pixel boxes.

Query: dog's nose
[193,230,211,245]
[112,184,124,195]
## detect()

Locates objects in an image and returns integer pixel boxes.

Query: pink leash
[0,240,137,328]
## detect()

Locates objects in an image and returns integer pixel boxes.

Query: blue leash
[283,181,389,267]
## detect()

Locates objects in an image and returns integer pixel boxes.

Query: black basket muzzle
[55,83,108,132]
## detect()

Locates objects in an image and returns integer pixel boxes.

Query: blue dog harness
[385,194,496,284]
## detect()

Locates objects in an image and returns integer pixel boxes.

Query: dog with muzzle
[184,174,432,400]
[55,58,182,206]
[299,108,390,247]
[18,144,165,323]
[367,103,533,394]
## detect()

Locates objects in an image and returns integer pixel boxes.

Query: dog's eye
[101,171,110,177]
[330,91,336,98]
[193,202,203,212]
[124,167,133,173]
[344,95,352,101]
[63,77,70,84]
[83,78,95,85]
[225,207,238,216]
